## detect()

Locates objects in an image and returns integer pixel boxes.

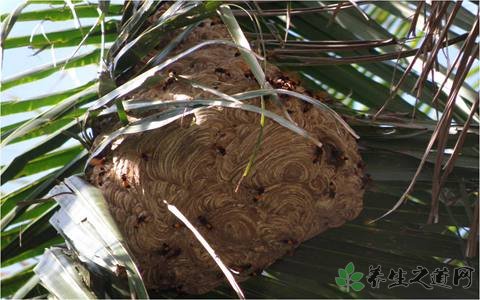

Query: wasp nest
[87,17,364,294]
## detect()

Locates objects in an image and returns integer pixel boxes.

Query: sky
[1,1,118,194]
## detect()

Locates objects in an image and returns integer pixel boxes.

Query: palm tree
[1,1,478,299]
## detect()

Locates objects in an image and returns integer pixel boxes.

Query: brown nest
[86,17,364,294]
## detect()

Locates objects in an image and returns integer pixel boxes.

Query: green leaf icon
[345,262,355,274]
[335,277,347,287]
[351,281,365,292]
[350,271,364,282]
[335,262,365,292]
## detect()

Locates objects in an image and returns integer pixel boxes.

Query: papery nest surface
[87,16,365,295]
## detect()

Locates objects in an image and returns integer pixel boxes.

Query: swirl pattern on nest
[87,18,365,294]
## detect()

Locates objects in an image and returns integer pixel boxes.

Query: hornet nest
[86,15,364,295]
